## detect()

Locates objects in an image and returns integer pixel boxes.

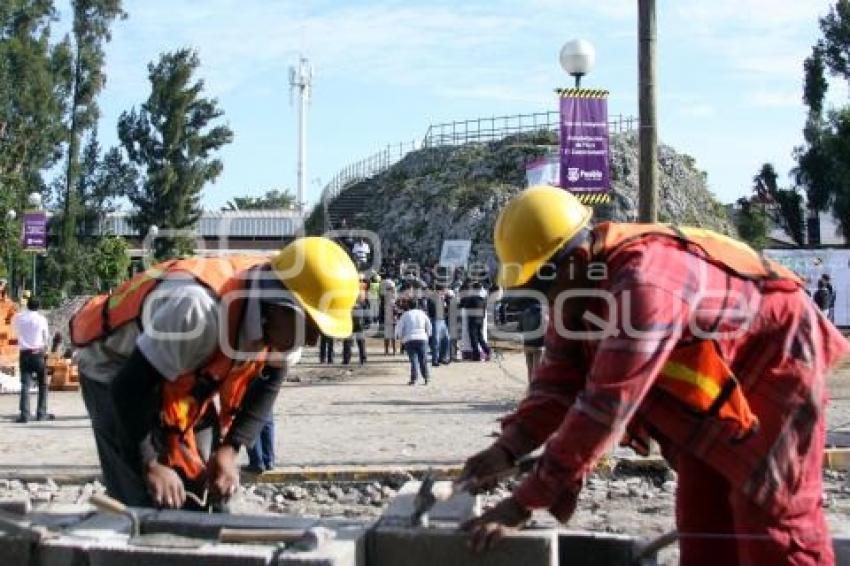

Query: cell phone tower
[289,56,313,213]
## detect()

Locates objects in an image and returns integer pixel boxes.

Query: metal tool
[219,526,335,551]
[89,494,207,549]
[630,529,679,565]
[409,455,541,527]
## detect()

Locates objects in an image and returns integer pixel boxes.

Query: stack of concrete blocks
[0,298,18,375]
[46,353,79,392]
[0,504,366,566]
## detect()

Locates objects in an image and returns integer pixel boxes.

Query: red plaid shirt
[499,234,850,516]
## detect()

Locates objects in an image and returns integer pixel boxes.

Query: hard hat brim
[497,207,592,289]
[290,289,354,338]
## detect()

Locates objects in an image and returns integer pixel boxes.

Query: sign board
[21,211,47,250]
[525,155,560,187]
[439,240,472,269]
[764,248,850,326]
[559,88,610,204]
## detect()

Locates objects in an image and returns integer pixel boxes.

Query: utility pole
[289,56,313,214]
[638,0,658,223]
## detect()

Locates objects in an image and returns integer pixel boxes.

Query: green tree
[795,1,850,241]
[735,197,770,250]
[820,0,850,86]
[93,235,129,290]
[76,132,137,238]
[0,1,72,295]
[753,163,805,246]
[59,0,125,281]
[222,189,296,210]
[119,49,233,259]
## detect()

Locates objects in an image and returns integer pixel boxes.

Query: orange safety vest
[70,256,270,480]
[591,223,802,448]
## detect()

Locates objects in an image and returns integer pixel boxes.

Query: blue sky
[54,0,846,209]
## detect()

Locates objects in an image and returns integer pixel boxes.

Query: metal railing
[320,140,419,216]
[422,112,637,147]
[318,111,638,229]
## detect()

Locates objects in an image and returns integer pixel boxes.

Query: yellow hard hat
[271,237,359,338]
[494,185,592,288]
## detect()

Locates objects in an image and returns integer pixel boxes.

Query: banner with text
[559,88,610,205]
[22,211,47,250]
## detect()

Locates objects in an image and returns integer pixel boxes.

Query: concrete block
[367,526,557,566]
[558,530,652,566]
[142,510,317,540]
[0,535,33,566]
[834,535,850,565]
[35,533,361,566]
[380,481,479,526]
[0,497,31,516]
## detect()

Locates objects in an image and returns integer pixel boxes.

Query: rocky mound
[311,131,734,261]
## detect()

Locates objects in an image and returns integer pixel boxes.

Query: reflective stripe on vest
[70,256,270,480]
[657,341,759,441]
[589,224,775,441]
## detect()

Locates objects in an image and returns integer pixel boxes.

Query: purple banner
[22,211,47,250]
[559,93,610,193]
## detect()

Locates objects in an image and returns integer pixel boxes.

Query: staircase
[326,182,375,229]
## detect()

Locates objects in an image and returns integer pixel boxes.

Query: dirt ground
[0,339,849,561]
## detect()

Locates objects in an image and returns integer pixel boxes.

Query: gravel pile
[3,469,846,538]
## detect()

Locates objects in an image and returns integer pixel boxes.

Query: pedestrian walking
[244,360,290,474]
[463,282,491,362]
[426,287,450,366]
[459,186,850,564]
[517,301,546,383]
[12,296,51,423]
[319,334,335,364]
[343,291,370,365]
[395,299,432,385]
[814,279,832,315]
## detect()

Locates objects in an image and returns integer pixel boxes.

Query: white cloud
[677,102,717,118]
[748,90,801,108]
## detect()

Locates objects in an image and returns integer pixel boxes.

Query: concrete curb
[3,449,849,484]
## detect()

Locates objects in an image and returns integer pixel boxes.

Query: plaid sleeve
[514,281,689,510]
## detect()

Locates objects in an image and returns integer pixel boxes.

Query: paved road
[0,341,529,478]
[2,340,849,480]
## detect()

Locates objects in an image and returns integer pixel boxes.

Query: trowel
[89,494,209,549]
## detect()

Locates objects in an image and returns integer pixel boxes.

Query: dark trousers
[247,420,275,471]
[405,340,430,383]
[80,375,216,508]
[319,336,334,364]
[19,351,47,418]
[343,334,367,365]
[468,319,490,361]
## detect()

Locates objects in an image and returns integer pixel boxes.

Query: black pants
[343,334,367,365]
[19,351,47,418]
[80,376,217,508]
[319,336,334,363]
[467,319,490,361]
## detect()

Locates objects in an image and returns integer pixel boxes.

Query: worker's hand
[208,444,240,502]
[461,496,531,553]
[144,461,186,509]
[456,443,514,493]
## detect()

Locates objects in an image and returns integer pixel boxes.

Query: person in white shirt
[395,299,432,385]
[12,296,51,423]
[351,238,370,269]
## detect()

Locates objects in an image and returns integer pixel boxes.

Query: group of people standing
[315,268,497,386]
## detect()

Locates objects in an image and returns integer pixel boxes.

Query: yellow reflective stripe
[107,268,163,309]
[660,361,721,399]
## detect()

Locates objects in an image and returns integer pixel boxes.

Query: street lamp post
[638,0,658,223]
[27,192,42,295]
[5,209,15,298]
[560,39,596,89]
